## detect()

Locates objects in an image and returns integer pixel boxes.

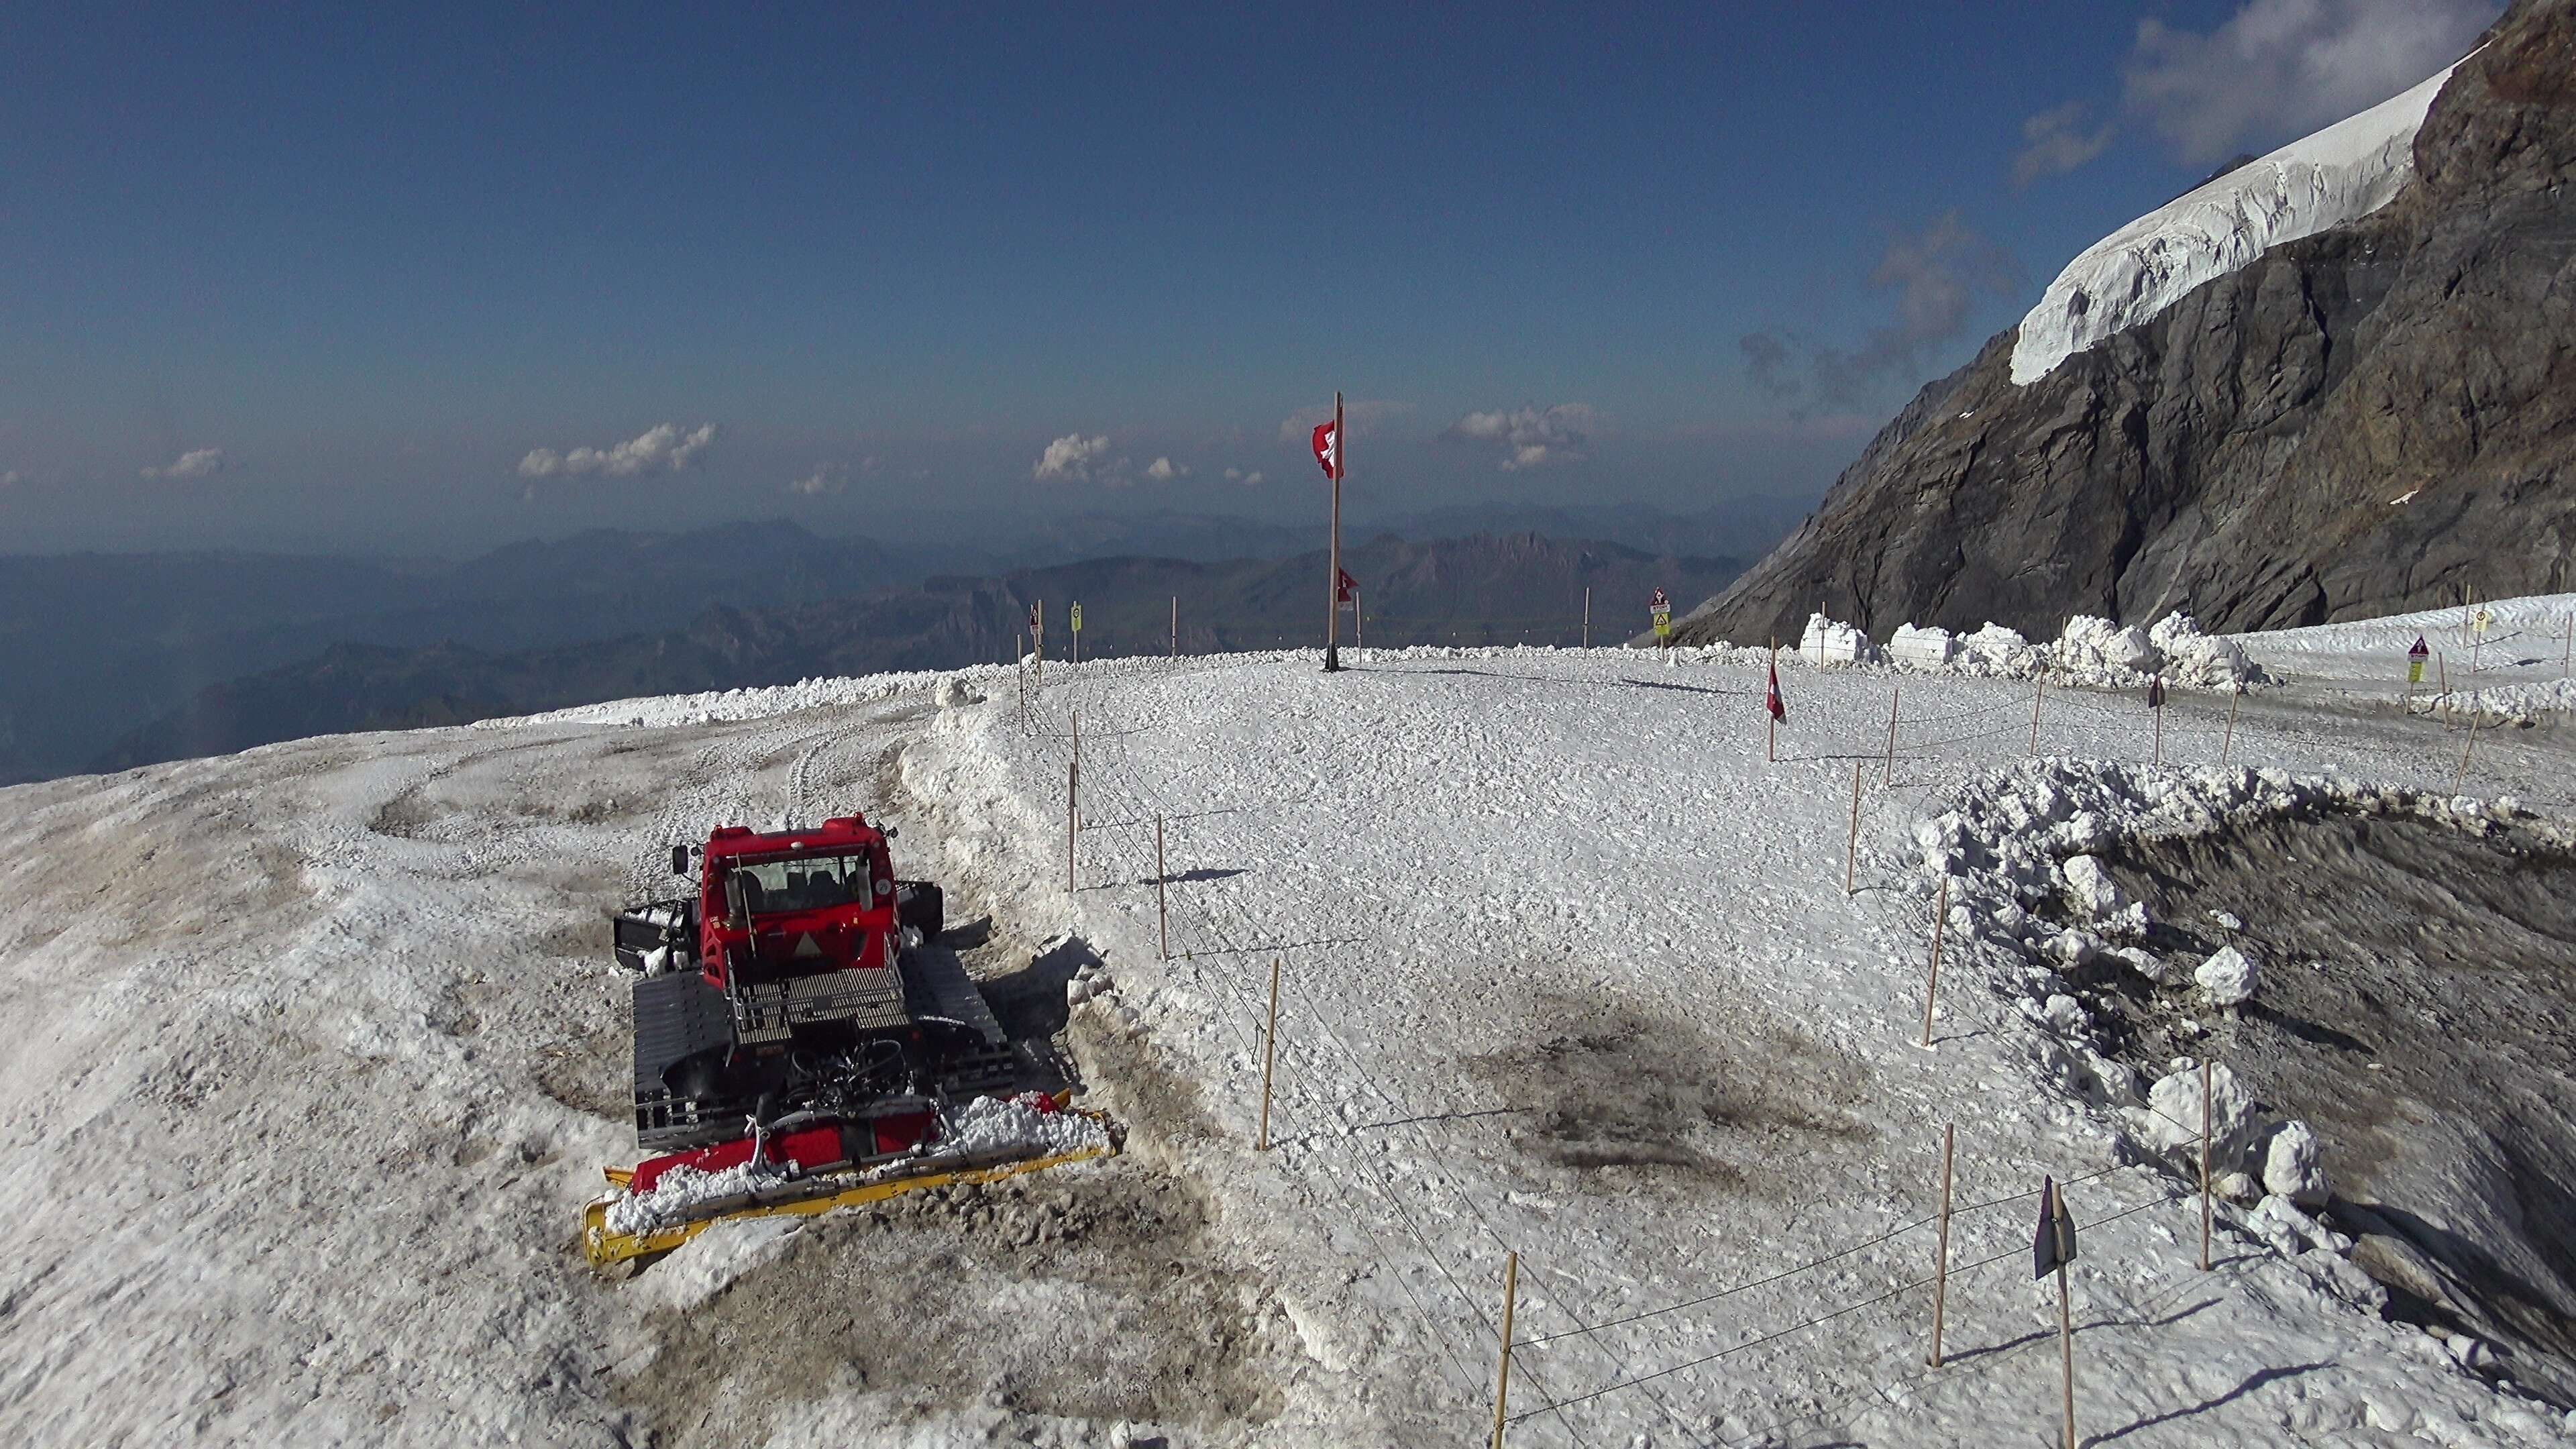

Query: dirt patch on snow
[614,1153,1280,1444]
[2046,807,2576,1405]
[1468,989,1872,1191]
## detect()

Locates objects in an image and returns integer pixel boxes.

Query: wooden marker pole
[1257,958,1282,1151]
[1883,688,1901,786]
[2152,694,2165,764]
[1324,390,1345,674]
[2438,653,2450,722]
[2057,1212,2078,1449]
[2199,1059,2214,1272]
[1066,762,1078,892]
[2222,690,2239,767]
[1845,761,1864,896]
[1156,813,1169,961]
[1071,709,1081,830]
[2455,700,2479,794]
[1491,1250,1520,1449]
[1171,596,1179,661]
[2029,678,2045,757]
[2563,614,2572,678]
[1928,1122,1955,1366]
[1919,878,1949,1049]
[1582,586,1592,648]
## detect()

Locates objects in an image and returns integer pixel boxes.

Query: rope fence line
[1019,680,1571,1421]
[990,638,2557,1443]
[1505,1185,2198,1427]
[1036,674,1713,1444]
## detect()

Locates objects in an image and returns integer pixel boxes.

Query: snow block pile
[1798,612,1876,665]
[1807,610,2263,690]
[1904,761,2561,1271]
[1886,623,1959,669]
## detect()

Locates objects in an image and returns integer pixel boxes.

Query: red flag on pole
[1766,657,1786,722]
[1336,567,1358,604]
[1311,419,1340,479]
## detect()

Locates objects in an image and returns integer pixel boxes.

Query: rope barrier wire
[1507,1185,2197,1425]
[1022,676,1545,1417]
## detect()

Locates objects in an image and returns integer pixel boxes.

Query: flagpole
[1326,390,1344,673]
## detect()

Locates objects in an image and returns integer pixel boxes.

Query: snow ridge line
[1016,675,1636,1440]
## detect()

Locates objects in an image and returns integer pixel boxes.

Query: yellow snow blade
[582,1129,1117,1269]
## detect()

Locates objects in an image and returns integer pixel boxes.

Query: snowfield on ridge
[2,602,2573,1446]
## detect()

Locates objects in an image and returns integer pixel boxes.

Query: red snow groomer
[582,812,1111,1265]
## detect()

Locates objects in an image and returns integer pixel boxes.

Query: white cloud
[141,447,225,480]
[1442,403,1600,470]
[1741,211,2019,413]
[1032,433,1113,482]
[1143,456,1191,482]
[1275,398,1414,445]
[2012,101,2116,185]
[1222,467,1267,486]
[786,455,879,496]
[519,423,718,480]
[2125,0,2500,164]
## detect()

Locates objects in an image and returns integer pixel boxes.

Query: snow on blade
[2009,58,2464,386]
[935,1093,1112,1159]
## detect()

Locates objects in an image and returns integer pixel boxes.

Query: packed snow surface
[2010,59,2461,386]
[5,598,2575,1446]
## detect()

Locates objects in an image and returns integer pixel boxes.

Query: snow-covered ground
[2010,56,2464,386]
[5,603,2573,1446]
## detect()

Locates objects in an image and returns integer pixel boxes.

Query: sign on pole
[1650,588,1672,649]
[2408,635,2429,685]
[1070,601,1083,664]
[2035,1175,2079,1449]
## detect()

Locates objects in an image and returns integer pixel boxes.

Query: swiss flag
[1311,419,1340,479]
[1766,657,1786,722]
[1336,567,1358,604]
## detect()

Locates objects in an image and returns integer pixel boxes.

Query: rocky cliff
[1679,0,2574,646]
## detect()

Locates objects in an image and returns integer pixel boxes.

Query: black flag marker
[2147,676,2166,710]
[2033,1175,2077,1279]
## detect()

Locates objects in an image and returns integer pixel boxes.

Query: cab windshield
[731,853,873,914]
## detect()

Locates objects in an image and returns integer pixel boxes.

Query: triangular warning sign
[792,932,824,959]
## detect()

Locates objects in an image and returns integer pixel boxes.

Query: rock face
[1680,0,2575,646]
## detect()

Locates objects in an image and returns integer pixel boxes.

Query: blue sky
[0,1,2500,555]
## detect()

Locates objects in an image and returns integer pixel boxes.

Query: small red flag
[1766,658,1786,722]
[1311,419,1340,479]
[1336,567,1358,604]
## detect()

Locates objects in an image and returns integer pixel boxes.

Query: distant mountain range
[11,523,1750,782]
